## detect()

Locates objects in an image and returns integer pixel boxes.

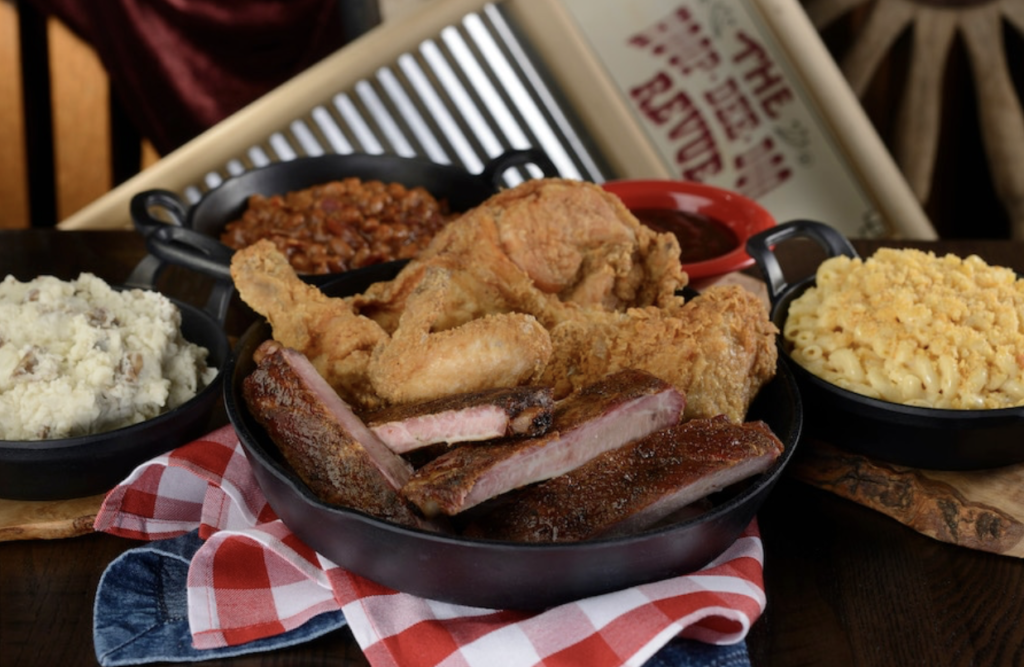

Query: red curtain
[31,0,348,154]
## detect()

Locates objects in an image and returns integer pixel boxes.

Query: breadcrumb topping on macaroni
[784,248,1024,409]
[0,274,218,440]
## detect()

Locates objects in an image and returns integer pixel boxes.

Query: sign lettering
[627,5,795,197]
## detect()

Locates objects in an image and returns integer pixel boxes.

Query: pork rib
[467,416,784,542]
[243,341,425,528]
[363,385,554,454]
[400,369,685,517]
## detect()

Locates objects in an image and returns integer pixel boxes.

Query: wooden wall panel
[0,1,28,230]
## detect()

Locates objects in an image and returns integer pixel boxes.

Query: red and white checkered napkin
[94,425,767,667]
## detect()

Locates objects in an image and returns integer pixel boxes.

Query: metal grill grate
[182,2,610,205]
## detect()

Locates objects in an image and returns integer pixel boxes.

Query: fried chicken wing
[231,239,389,409]
[540,285,779,422]
[349,234,549,334]
[367,266,552,404]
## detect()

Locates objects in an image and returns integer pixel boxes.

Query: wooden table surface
[2,230,1023,667]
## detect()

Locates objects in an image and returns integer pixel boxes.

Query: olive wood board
[0,494,105,541]
[791,439,1024,559]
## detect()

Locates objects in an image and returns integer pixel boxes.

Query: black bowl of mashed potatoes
[746,220,1024,470]
[0,273,228,500]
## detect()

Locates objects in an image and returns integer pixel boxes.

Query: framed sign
[506,0,935,238]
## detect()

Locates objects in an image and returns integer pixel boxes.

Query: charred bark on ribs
[242,341,428,529]
[399,369,686,517]
[243,347,783,543]
[465,415,784,542]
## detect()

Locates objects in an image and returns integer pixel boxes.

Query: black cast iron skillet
[130,149,559,284]
[746,219,1024,470]
[0,257,231,501]
[224,260,803,610]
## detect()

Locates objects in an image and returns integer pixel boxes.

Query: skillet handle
[479,148,560,187]
[145,225,235,283]
[129,188,234,325]
[745,220,859,306]
[123,254,165,292]
[131,189,189,236]
[122,252,234,326]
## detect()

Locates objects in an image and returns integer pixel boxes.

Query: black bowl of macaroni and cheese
[746,220,1024,470]
[0,273,229,500]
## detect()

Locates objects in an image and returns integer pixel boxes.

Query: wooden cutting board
[0,494,105,541]
[792,439,1024,558]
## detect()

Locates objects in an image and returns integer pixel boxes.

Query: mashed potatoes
[0,274,219,440]
[784,248,1024,409]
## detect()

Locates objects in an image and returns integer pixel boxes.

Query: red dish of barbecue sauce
[601,179,777,282]
[631,208,739,264]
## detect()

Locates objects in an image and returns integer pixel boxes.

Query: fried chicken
[233,179,778,423]
[230,239,389,409]
[350,178,686,332]
[539,284,779,422]
[366,266,552,404]
[485,178,683,309]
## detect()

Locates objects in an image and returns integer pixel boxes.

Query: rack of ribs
[400,369,686,517]
[465,415,784,542]
[242,341,428,529]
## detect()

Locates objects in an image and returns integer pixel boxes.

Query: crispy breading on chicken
[232,180,777,423]
[349,178,686,332]
[539,284,779,422]
[230,239,389,408]
[485,178,684,310]
[367,266,552,404]
[348,223,551,335]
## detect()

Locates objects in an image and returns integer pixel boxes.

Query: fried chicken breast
[540,285,779,422]
[350,178,686,332]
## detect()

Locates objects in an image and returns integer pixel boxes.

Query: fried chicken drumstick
[231,238,388,408]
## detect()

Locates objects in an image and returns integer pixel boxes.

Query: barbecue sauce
[633,208,739,263]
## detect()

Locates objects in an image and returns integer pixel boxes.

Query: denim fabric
[643,639,750,667]
[92,530,346,666]
[93,531,749,666]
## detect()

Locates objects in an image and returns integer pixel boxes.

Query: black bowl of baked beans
[130,149,559,283]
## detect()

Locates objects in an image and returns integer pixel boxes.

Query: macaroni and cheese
[784,248,1024,409]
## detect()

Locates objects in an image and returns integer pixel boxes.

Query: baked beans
[220,178,455,274]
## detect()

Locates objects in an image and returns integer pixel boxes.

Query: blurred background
[0,0,430,232]
[1,0,1021,239]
